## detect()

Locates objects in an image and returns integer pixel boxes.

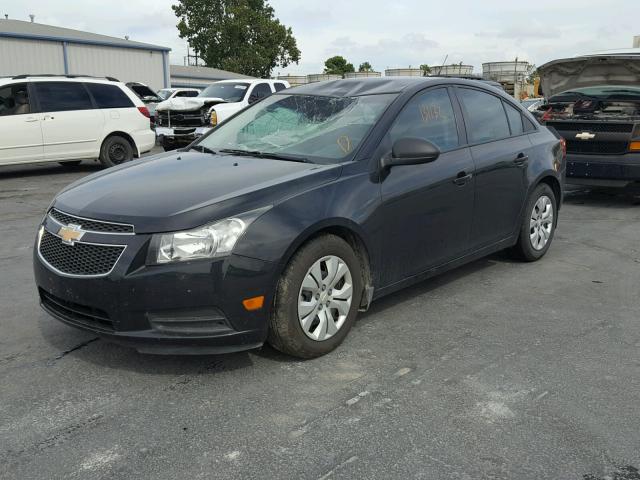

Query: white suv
[0,75,156,168]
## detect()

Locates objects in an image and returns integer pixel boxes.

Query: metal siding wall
[66,44,165,90]
[0,37,65,76]
[169,76,221,88]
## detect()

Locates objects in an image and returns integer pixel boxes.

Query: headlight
[148,207,270,265]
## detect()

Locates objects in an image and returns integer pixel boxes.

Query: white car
[157,87,201,101]
[155,79,290,150]
[0,75,156,168]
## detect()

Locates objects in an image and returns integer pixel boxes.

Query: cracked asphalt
[1,156,640,480]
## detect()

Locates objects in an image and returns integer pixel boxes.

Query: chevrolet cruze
[34,78,565,358]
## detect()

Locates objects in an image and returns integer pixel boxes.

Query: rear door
[378,87,475,284]
[0,82,43,164]
[455,87,530,248]
[34,81,104,161]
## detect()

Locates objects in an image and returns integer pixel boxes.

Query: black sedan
[34,77,565,358]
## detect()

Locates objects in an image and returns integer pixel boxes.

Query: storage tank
[344,71,382,78]
[482,61,531,82]
[430,64,474,76]
[307,74,342,83]
[384,68,423,77]
[276,74,307,86]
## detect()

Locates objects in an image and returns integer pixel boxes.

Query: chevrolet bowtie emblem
[58,224,85,246]
[575,131,596,140]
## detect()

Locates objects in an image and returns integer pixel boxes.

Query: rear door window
[85,83,134,109]
[457,88,510,143]
[34,82,93,112]
[0,82,31,116]
[388,88,460,152]
[503,101,524,135]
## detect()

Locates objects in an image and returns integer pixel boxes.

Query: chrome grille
[49,209,134,234]
[38,230,125,276]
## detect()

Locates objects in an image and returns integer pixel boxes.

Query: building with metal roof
[0,18,171,90]
[170,65,253,88]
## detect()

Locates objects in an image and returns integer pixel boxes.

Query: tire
[268,234,363,358]
[512,183,557,262]
[99,135,134,168]
[59,160,82,167]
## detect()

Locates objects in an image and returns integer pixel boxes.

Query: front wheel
[512,183,557,261]
[268,235,363,358]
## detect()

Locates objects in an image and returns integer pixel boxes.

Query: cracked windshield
[198,93,396,162]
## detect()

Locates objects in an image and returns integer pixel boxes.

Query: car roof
[213,79,289,86]
[284,77,503,97]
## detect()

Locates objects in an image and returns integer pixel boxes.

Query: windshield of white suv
[198,83,250,102]
[196,93,397,164]
[158,89,173,100]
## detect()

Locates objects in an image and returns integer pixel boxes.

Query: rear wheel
[512,183,557,261]
[99,135,134,168]
[268,235,363,358]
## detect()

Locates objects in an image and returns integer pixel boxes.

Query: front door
[0,82,43,165]
[378,87,475,286]
[33,81,104,161]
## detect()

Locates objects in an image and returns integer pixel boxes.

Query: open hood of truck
[156,97,227,112]
[539,54,640,98]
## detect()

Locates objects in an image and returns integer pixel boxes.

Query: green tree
[358,61,373,72]
[324,56,355,76]
[172,0,300,78]
[420,64,431,76]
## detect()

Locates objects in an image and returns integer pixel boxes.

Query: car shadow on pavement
[0,162,101,180]
[563,185,640,206]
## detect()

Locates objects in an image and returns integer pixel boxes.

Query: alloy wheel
[298,255,353,341]
[530,195,554,251]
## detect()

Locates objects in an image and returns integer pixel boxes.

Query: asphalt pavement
[1,155,639,480]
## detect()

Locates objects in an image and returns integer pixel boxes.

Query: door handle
[513,153,529,166]
[44,115,55,120]
[24,116,39,123]
[453,171,473,186]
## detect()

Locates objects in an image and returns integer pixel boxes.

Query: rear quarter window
[85,83,134,109]
[503,101,524,135]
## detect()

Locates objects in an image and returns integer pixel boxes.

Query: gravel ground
[1,155,639,480]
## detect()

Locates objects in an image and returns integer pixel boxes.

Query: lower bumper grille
[39,230,125,276]
[565,141,629,155]
[40,289,114,332]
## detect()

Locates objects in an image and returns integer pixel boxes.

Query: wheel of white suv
[100,135,134,167]
[512,183,557,261]
[268,234,363,358]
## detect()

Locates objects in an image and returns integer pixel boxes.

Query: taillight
[210,110,218,127]
[559,137,567,159]
[137,106,150,118]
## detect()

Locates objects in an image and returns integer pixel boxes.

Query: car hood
[539,54,640,97]
[52,152,341,234]
[156,97,229,112]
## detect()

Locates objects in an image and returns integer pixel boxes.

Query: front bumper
[155,127,211,148]
[33,215,278,354]
[566,152,640,186]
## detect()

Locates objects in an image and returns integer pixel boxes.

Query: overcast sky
[3,0,638,75]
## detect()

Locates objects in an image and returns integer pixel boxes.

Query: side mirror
[383,138,440,168]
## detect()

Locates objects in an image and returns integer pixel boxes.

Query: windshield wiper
[219,148,311,163]
[188,145,217,155]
